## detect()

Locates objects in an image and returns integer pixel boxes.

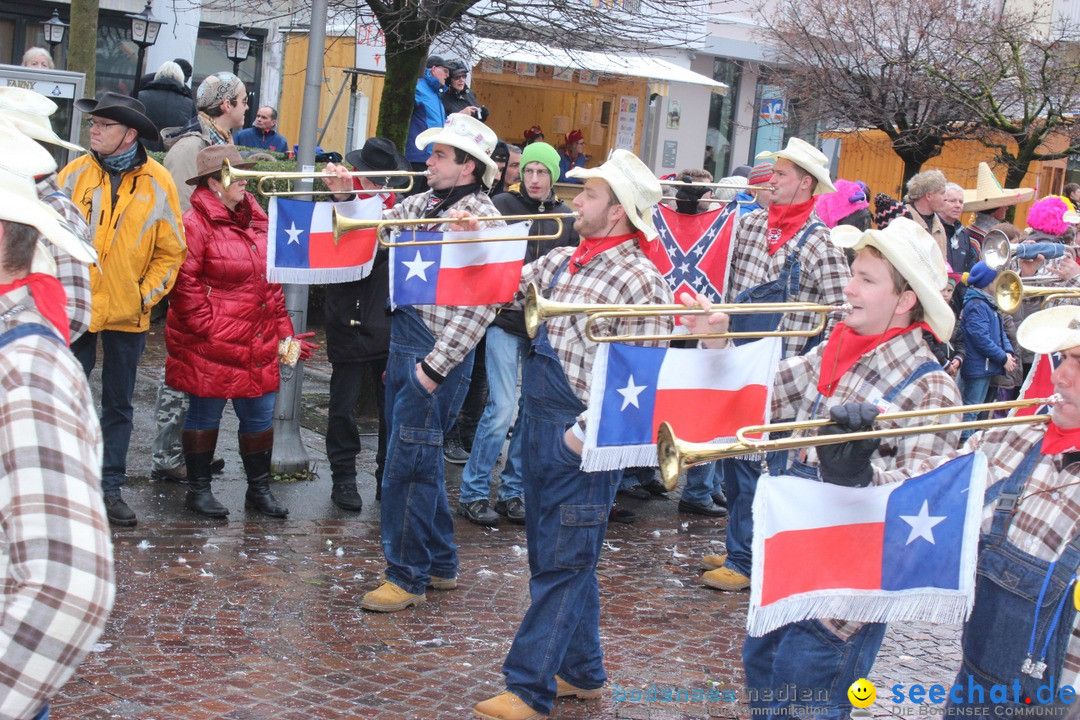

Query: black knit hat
[873,193,911,229]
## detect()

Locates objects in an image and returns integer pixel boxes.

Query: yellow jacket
[58,150,186,333]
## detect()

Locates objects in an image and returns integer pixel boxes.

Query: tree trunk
[1003,149,1035,224]
[68,0,99,148]
[376,41,428,154]
[887,132,945,189]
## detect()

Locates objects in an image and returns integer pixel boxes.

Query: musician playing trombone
[681,217,961,719]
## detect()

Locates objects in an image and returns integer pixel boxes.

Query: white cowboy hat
[755,137,836,196]
[962,163,1034,212]
[0,166,97,266]
[831,216,955,341]
[0,116,57,176]
[0,87,84,153]
[1018,305,1080,354]
[567,149,663,240]
[415,114,499,189]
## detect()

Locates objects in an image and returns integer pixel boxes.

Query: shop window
[704,57,740,178]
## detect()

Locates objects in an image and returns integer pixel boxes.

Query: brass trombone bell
[660,179,776,193]
[993,270,1080,314]
[332,209,577,246]
[523,282,847,341]
[220,158,427,196]
[655,396,1058,489]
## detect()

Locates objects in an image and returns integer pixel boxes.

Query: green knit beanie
[519,142,561,183]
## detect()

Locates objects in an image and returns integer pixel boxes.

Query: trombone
[332,209,577,246]
[656,396,1057,489]
[993,270,1080,313]
[220,159,428,196]
[524,282,847,340]
[660,179,776,193]
[982,230,1066,271]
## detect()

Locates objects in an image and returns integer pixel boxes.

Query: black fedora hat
[345,137,411,189]
[74,92,159,143]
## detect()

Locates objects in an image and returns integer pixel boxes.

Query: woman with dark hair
[165,145,316,519]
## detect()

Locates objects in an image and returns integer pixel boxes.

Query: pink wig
[815,179,870,229]
[1026,195,1070,236]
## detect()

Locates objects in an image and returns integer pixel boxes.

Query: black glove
[815,403,881,487]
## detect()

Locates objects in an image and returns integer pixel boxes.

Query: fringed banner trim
[267,265,371,285]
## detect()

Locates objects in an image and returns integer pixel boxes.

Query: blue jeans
[459,326,527,504]
[958,375,991,442]
[380,309,474,595]
[743,619,886,719]
[71,329,148,496]
[721,457,761,577]
[184,393,277,434]
[682,461,722,504]
[31,704,48,720]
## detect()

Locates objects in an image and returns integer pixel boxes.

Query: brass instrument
[994,270,1080,313]
[982,229,1068,271]
[660,179,776,193]
[333,209,577,246]
[656,396,1057,489]
[220,159,427,196]
[523,282,847,341]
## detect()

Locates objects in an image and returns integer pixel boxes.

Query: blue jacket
[405,70,446,164]
[946,222,980,315]
[735,190,762,216]
[960,288,1012,379]
[233,127,289,153]
[558,152,587,183]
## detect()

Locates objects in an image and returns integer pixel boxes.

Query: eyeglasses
[86,119,122,130]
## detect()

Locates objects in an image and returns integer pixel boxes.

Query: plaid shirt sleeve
[0,296,114,718]
[36,175,94,343]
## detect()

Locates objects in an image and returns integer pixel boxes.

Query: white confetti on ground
[136,540,154,550]
[335,547,344,557]
[510,545,526,556]
[177,557,187,564]
[652,530,661,538]
[667,578,685,587]
[416,638,445,647]
[199,568,213,577]
[91,642,112,653]
[477,569,498,577]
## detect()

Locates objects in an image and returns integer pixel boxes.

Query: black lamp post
[223,27,254,76]
[42,10,68,65]
[125,1,166,96]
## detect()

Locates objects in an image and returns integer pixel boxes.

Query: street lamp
[223,27,254,76]
[42,10,69,59]
[125,0,166,96]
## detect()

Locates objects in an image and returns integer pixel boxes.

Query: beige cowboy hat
[962,163,1035,212]
[755,137,836,196]
[567,149,663,240]
[0,86,84,153]
[415,113,499,189]
[831,216,954,340]
[0,116,57,176]
[1018,305,1080,354]
[0,165,97,268]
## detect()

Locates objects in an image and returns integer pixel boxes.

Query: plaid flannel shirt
[380,189,505,378]
[726,209,850,358]
[518,243,674,422]
[35,174,93,343]
[770,331,963,640]
[0,287,114,718]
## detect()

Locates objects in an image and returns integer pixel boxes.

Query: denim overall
[949,440,1080,711]
[380,306,474,595]
[501,261,622,715]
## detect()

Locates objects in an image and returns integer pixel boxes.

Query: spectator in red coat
[165,145,316,519]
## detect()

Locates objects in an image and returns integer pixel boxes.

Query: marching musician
[472,150,673,720]
[682,217,961,718]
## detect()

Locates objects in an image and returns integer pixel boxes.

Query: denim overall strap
[987,441,1043,536]
[527,257,587,422]
[782,221,823,300]
[0,323,63,349]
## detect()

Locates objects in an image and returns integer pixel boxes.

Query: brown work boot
[702,566,751,591]
[555,675,603,699]
[360,581,425,612]
[378,571,457,590]
[473,691,545,720]
[701,553,727,570]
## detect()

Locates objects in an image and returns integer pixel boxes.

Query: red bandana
[766,197,818,255]
[567,232,640,275]
[0,273,70,345]
[817,321,929,397]
[1041,421,1080,455]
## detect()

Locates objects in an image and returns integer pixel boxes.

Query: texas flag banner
[389,222,529,308]
[267,196,383,284]
[644,201,738,303]
[581,337,781,472]
[747,452,987,637]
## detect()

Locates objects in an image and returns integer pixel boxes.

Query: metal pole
[271,0,328,473]
[133,45,146,96]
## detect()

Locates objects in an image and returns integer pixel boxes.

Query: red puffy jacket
[165,186,294,398]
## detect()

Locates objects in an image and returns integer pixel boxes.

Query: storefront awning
[477,40,727,95]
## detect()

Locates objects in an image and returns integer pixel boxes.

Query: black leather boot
[331,478,363,511]
[239,428,289,518]
[183,429,229,518]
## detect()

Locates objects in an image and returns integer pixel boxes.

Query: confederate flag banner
[267,196,383,284]
[580,337,781,471]
[644,201,739,303]
[1013,353,1059,417]
[747,453,986,637]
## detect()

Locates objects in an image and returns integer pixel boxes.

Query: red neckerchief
[1041,421,1080,455]
[817,321,929,397]
[0,274,70,345]
[567,232,639,275]
[766,197,817,255]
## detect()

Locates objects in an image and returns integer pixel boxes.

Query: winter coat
[491,188,579,337]
[323,256,391,364]
[960,288,1013,380]
[136,77,196,152]
[945,221,979,314]
[165,186,294,398]
[162,115,219,213]
[559,152,587,183]
[405,71,446,164]
[57,148,186,333]
[234,126,289,153]
[441,85,488,122]
[906,203,948,261]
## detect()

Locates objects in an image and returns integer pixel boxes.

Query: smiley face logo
[848,678,876,708]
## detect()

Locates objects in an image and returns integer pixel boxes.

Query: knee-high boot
[239,428,289,518]
[183,429,229,518]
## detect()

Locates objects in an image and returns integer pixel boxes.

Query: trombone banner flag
[267,196,383,284]
[389,223,530,308]
[644,202,738,303]
[747,452,986,637]
[581,337,781,472]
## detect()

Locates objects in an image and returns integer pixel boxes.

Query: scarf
[816,321,928,397]
[199,111,232,146]
[101,142,140,174]
[0,274,69,345]
[422,182,483,219]
[1042,421,1080,455]
[568,232,639,275]
[766,197,817,255]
